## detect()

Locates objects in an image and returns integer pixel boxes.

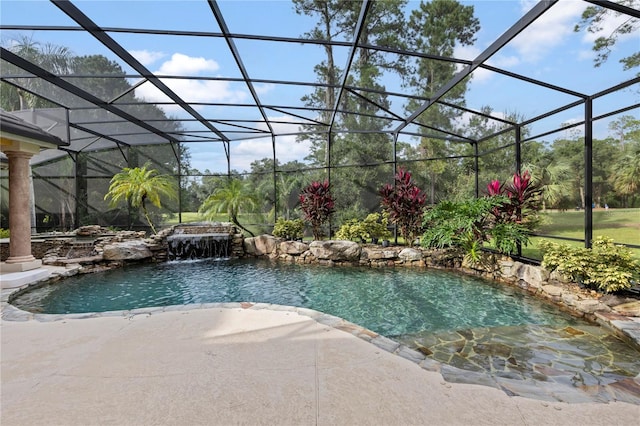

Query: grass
[523,208,640,260]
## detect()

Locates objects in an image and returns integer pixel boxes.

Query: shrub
[272,218,304,240]
[539,236,640,293]
[335,213,391,243]
[421,197,531,264]
[299,180,334,240]
[0,228,9,239]
[380,169,426,244]
[336,219,366,242]
[362,212,392,242]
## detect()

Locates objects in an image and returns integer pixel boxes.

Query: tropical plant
[299,180,335,240]
[380,168,427,244]
[525,161,572,211]
[272,218,304,240]
[486,171,543,231]
[539,237,640,293]
[104,163,177,234]
[422,197,496,261]
[199,178,257,237]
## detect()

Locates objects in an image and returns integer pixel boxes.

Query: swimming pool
[14,258,576,335]
[11,258,640,403]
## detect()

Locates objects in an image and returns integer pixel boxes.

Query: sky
[1,0,638,173]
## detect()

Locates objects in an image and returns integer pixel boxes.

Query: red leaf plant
[485,171,543,229]
[299,180,335,240]
[379,168,426,244]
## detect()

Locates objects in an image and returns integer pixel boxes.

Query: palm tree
[104,163,177,234]
[610,141,640,206]
[199,178,257,237]
[525,161,572,211]
[2,36,73,110]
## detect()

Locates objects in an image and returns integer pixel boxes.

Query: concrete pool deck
[2,304,640,426]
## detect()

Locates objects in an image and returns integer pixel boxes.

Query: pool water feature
[11,258,640,403]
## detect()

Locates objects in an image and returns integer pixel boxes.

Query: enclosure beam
[74,152,88,229]
[515,126,522,176]
[328,0,372,130]
[208,0,274,136]
[584,98,593,248]
[0,48,180,146]
[272,134,278,223]
[52,1,230,144]
[515,126,522,257]
[474,142,479,199]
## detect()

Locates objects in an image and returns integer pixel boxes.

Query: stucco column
[5,150,36,264]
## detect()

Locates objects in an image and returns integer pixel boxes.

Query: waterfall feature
[167,233,231,260]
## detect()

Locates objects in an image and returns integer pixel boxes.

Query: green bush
[0,228,9,239]
[362,212,392,241]
[422,197,531,265]
[272,218,304,240]
[336,213,391,243]
[539,236,640,293]
[336,218,366,242]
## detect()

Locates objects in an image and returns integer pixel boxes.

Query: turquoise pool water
[13,258,577,336]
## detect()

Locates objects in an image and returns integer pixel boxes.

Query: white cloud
[228,117,311,171]
[128,49,166,66]
[511,0,585,63]
[454,44,480,62]
[157,53,219,75]
[134,53,247,108]
[255,83,276,95]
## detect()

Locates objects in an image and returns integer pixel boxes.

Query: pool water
[14,257,576,336]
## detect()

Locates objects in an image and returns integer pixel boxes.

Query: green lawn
[524,208,640,259]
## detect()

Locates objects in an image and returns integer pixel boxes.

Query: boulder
[517,264,549,288]
[309,240,361,261]
[575,299,605,314]
[279,240,309,255]
[102,241,152,261]
[542,285,563,297]
[244,235,278,256]
[399,248,423,262]
[361,247,398,260]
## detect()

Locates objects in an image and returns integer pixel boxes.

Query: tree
[610,140,640,206]
[402,0,480,203]
[574,0,639,71]
[525,160,573,211]
[294,0,407,222]
[293,0,348,167]
[0,36,73,110]
[199,178,257,237]
[104,163,177,234]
